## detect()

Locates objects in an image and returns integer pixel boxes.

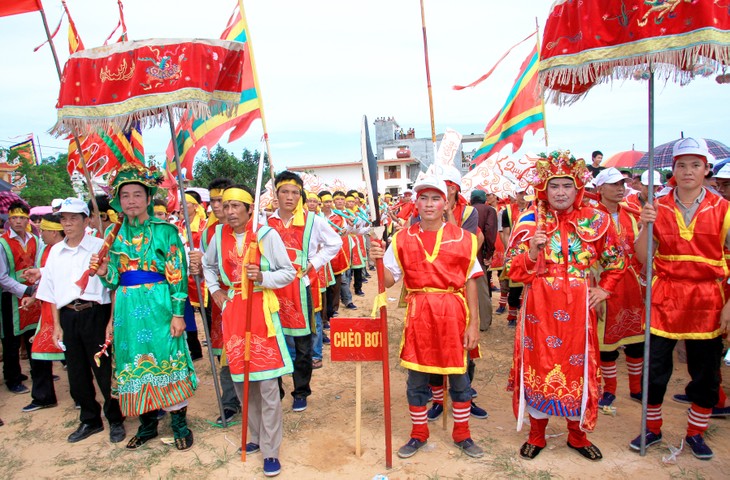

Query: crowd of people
[1,137,729,475]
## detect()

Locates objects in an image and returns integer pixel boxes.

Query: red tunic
[267,213,315,336]
[650,191,730,339]
[216,223,292,381]
[506,205,625,432]
[596,205,645,350]
[621,192,643,212]
[177,219,208,307]
[392,223,477,374]
[326,213,350,275]
[30,246,64,360]
[0,232,41,336]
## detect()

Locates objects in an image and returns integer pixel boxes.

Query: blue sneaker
[263,457,281,476]
[495,305,506,315]
[685,434,713,460]
[470,388,478,399]
[292,397,307,412]
[470,401,488,419]
[236,442,260,455]
[8,384,29,394]
[598,392,616,408]
[427,402,443,421]
[397,438,427,458]
[629,431,662,451]
[672,393,690,404]
[454,437,484,458]
[711,405,730,418]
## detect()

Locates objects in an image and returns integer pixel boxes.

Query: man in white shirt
[35,198,125,444]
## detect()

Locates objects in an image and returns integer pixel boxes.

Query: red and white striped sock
[507,308,518,322]
[498,292,508,309]
[451,401,471,442]
[625,356,643,395]
[600,361,618,395]
[430,385,444,406]
[687,404,712,437]
[409,405,429,441]
[646,404,662,434]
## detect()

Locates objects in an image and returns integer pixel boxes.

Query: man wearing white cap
[369,176,484,460]
[623,170,663,211]
[593,168,645,408]
[631,137,728,459]
[35,197,124,444]
[51,198,63,213]
[713,163,730,200]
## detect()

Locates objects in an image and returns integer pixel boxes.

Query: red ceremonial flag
[0,0,41,18]
[164,2,262,185]
[9,136,38,165]
[61,0,84,54]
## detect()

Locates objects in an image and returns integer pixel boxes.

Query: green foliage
[16,153,75,207]
[190,146,270,189]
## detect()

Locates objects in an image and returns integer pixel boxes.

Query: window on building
[384,165,401,179]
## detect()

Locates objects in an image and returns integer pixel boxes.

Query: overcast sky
[1,0,729,170]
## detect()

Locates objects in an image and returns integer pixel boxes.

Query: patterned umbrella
[0,191,28,214]
[635,138,730,170]
[601,150,645,169]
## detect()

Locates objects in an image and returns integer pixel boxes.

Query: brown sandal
[519,442,544,460]
[567,441,603,461]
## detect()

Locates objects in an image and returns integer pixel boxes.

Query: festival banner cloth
[0,0,41,18]
[540,1,730,102]
[53,38,247,134]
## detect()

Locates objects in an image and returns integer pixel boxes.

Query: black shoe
[355,290,365,296]
[19,374,29,382]
[520,442,544,459]
[567,441,602,461]
[68,423,104,443]
[345,303,357,310]
[110,422,126,443]
[215,408,239,425]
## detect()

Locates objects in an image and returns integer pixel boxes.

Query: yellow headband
[333,193,346,199]
[40,219,63,231]
[319,194,333,202]
[209,188,225,198]
[222,188,254,205]
[345,195,356,202]
[153,205,168,214]
[184,193,199,205]
[275,179,302,191]
[8,208,29,218]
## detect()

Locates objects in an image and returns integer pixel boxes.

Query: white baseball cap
[594,167,626,187]
[434,164,462,190]
[716,163,730,179]
[640,170,663,186]
[672,137,713,163]
[413,175,448,199]
[402,188,413,196]
[57,197,90,216]
[51,198,63,209]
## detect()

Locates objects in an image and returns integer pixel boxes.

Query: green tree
[191,146,270,189]
[16,153,75,206]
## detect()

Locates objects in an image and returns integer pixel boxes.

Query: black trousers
[600,342,644,362]
[2,292,56,406]
[353,268,364,292]
[326,274,342,317]
[61,302,123,427]
[647,334,723,408]
[280,287,314,399]
[507,285,523,309]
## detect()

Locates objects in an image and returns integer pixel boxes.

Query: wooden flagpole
[240,140,267,462]
[166,107,228,429]
[535,17,549,147]
[36,7,101,229]
[418,0,447,429]
[238,0,275,181]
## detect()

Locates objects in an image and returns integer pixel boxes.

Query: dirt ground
[1,275,728,479]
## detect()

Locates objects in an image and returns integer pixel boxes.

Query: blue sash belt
[120,270,166,287]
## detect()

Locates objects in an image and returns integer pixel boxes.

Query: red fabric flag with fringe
[540,1,730,104]
[0,0,41,17]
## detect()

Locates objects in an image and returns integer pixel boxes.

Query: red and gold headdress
[524,150,592,207]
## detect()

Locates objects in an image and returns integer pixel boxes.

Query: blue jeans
[312,311,323,361]
[340,269,353,305]
[406,370,471,406]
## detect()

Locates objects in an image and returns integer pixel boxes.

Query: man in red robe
[505,151,625,461]
[631,137,730,460]
[593,168,645,408]
[370,176,483,460]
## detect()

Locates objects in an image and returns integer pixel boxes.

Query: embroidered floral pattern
[553,310,570,322]
[546,336,563,348]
